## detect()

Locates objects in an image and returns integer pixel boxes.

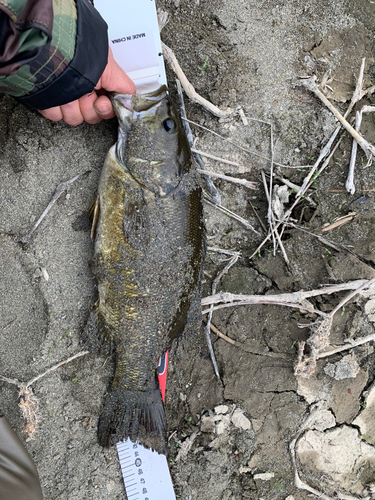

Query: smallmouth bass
[89,85,205,453]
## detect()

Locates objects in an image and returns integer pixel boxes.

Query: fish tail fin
[98,378,167,454]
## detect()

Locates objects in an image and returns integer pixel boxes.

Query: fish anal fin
[81,300,114,356]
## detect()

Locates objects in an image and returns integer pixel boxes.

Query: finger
[78,92,102,124]
[93,95,115,120]
[95,47,136,95]
[60,100,84,126]
[39,106,63,122]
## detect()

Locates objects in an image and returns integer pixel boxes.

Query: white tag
[95,0,167,92]
[117,439,176,500]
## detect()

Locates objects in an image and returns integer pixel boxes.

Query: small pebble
[200,416,215,433]
[214,405,229,415]
[253,472,275,481]
[231,408,251,430]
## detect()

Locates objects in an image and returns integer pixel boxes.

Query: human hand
[39,47,136,126]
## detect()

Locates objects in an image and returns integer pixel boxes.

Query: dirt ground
[1,0,375,499]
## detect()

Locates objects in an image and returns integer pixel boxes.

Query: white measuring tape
[117,439,176,500]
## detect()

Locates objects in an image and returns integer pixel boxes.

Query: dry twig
[204,250,240,378]
[0,351,89,438]
[204,194,261,235]
[201,279,374,309]
[198,169,258,189]
[321,213,356,232]
[163,42,232,118]
[176,79,221,204]
[202,278,375,376]
[191,148,241,167]
[295,277,375,377]
[347,105,375,194]
[300,76,375,161]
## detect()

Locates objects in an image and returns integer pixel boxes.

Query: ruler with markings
[117,438,175,500]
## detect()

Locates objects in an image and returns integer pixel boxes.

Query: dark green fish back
[91,86,205,453]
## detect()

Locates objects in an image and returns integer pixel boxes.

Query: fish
[88,85,205,454]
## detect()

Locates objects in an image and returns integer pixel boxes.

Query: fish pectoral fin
[89,196,100,241]
[123,195,150,249]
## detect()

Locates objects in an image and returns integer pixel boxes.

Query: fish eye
[162,118,176,133]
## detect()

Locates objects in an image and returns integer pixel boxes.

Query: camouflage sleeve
[0,0,108,110]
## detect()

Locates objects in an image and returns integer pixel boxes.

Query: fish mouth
[111,85,168,118]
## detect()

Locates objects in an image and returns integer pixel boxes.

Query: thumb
[96,47,136,95]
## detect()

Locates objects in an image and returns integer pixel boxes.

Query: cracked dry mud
[1,0,375,499]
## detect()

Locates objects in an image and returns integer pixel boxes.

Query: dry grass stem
[0,351,89,438]
[207,247,241,257]
[329,276,375,316]
[176,79,221,205]
[184,118,290,168]
[349,57,366,114]
[202,278,375,376]
[26,351,89,387]
[286,222,344,253]
[18,173,85,245]
[198,169,258,190]
[163,42,232,118]
[292,59,366,211]
[261,171,290,266]
[191,148,241,167]
[202,300,326,317]
[204,195,261,235]
[249,133,343,261]
[248,201,267,233]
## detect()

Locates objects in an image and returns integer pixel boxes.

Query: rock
[239,466,251,474]
[296,425,375,495]
[253,472,275,480]
[216,415,231,435]
[365,297,375,322]
[309,409,336,432]
[251,418,264,432]
[200,416,215,433]
[214,405,229,415]
[324,354,360,380]
[297,363,368,423]
[352,383,375,445]
[231,408,251,431]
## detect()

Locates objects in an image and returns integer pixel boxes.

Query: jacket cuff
[17,0,108,110]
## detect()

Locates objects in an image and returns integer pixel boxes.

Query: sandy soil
[1,0,375,499]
